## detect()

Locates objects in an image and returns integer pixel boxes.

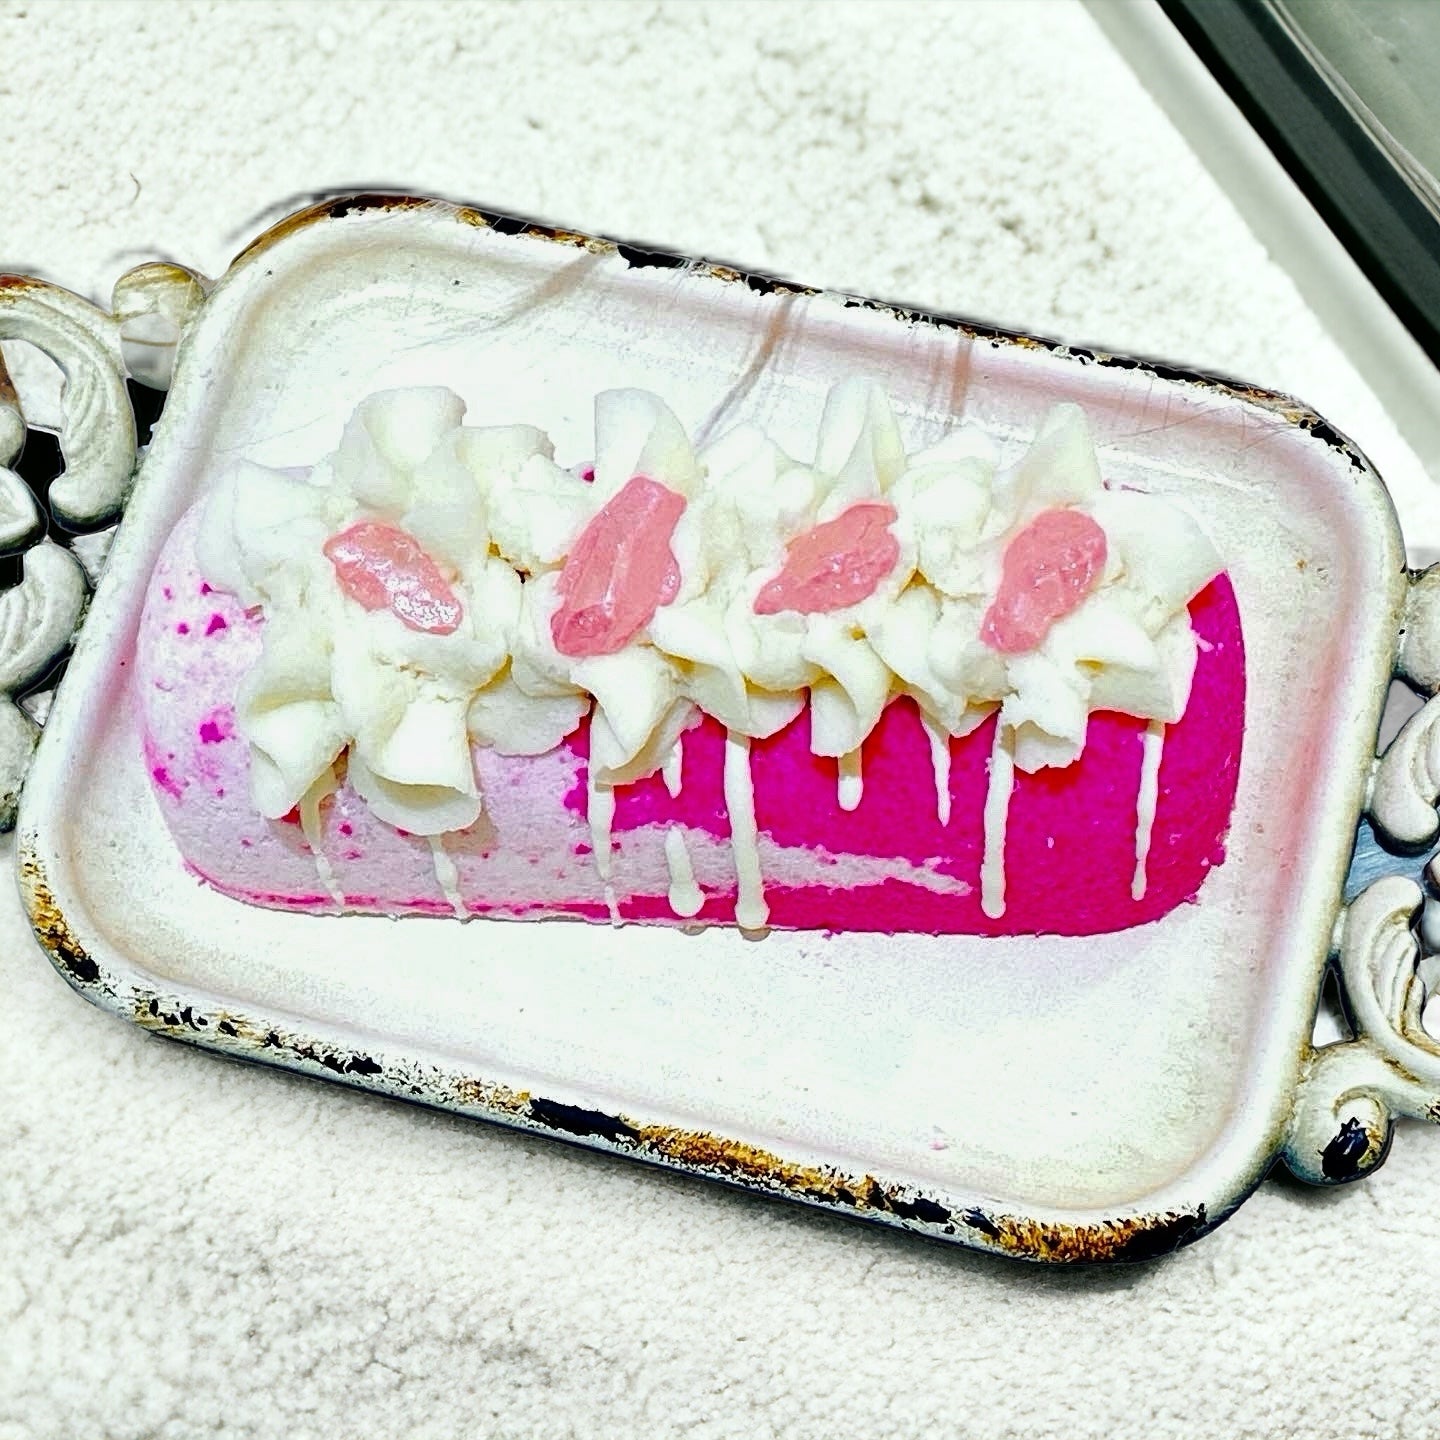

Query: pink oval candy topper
[981,507,1107,654]
[551,475,687,657]
[753,501,900,616]
[324,521,464,636]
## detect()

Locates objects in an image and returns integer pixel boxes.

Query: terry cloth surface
[3,2,1439,1437]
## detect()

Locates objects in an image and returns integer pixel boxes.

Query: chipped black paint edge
[527,1095,638,1145]
[14,857,981,1253]
[1109,1204,1209,1263]
[93,991,1213,1261]
[522,1094,964,1229]
[524,1104,907,1221]
[513,1076,1210,1264]
[1321,1114,1395,1183]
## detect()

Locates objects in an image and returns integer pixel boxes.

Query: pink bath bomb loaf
[138,511,1243,937]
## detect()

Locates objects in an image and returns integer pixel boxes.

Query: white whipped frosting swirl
[194,381,1223,840]
[196,389,584,834]
[884,402,1221,771]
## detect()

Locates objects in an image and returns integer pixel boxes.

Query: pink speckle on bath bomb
[197,706,234,745]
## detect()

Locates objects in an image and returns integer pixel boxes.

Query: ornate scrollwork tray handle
[0,266,205,830]
[1285,565,1440,1183]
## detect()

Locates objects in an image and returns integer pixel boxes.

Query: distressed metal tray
[8,195,1440,1263]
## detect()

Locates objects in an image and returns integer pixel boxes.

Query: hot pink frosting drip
[551,476,686,657]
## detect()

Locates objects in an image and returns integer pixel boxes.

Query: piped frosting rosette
[514,380,920,782]
[196,389,587,837]
[194,379,1222,925]
[879,402,1224,766]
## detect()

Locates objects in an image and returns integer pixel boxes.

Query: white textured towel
[4,2,1440,1436]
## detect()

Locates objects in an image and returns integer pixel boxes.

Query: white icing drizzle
[604,883,622,926]
[724,729,768,930]
[837,749,863,812]
[664,826,704,918]
[980,725,1015,919]
[923,715,952,827]
[1132,720,1166,902]
[298,770,344,908]
[587,763,615,882]
[662,738,684,799]
[429,835,467,919]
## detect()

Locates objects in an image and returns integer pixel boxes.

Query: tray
[7,194,1440,1263]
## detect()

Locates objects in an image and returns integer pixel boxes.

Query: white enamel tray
[8,195,1440,1263]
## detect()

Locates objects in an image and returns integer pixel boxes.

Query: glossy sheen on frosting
[152,381,1243,934]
